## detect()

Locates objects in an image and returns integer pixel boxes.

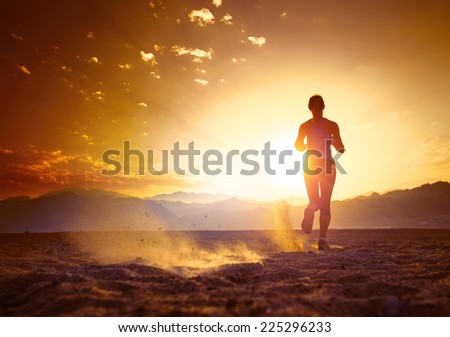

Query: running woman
[295,95,345,250]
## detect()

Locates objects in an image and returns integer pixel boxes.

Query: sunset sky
[1,0,449,201]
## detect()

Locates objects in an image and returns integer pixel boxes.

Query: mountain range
[0,182,449,232]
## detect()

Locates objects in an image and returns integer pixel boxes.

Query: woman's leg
[304,172,320,212]
[302,172,320,233]
[318,165,336,239]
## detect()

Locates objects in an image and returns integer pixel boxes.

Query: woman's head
[308,95,325,110]
[308,94,325,118]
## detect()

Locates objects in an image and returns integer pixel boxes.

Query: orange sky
[1,0,449,200]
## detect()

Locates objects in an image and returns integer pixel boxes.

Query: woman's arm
[332,122,345,153]
[295,123,307,152]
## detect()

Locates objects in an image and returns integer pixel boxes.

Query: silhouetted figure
[295,95,345,250]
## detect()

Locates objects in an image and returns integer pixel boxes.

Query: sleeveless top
[306,118,333,158]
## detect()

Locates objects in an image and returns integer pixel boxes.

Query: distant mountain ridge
[0,182,449,232]
[148,191,232,204]
[380,181,450,199]
[0,190,174,233]
[40,188,130,199]
[328,181,450,228]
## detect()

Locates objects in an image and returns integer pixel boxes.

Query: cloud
[171,45,213,63]
[150,71,161,79]
[18,65,31,75]
[357,64,377,73]
[140,51,158,65]
[232,57,246,63]
[118,63,133,70]
[88,56,101,64]
[0,147,14,154]
[154,44,164,53]
[347,119,372,130]
[417,136,450,167]
[92,91,105,102]
[248,36,266,46]
[137,102,148,108]
[61,65,72,72]
[220,13,233,25]
[427,159,450,167]
[419,136,438,147]
[0,146,192,199]
[122,82,132,92]
[0,146,102,183]
[81,134,94,145]
[194,79,208,85]
[188,8,215,27]
[11,32,24,40]
[212,0,222,8]
[387,110,411,120]
[86,31,95,39]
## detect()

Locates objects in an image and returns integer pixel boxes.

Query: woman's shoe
[317,238,330,250]
[301,207,314,234]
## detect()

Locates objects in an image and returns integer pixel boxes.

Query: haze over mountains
[149,192,232,204]
[0,182,449,233]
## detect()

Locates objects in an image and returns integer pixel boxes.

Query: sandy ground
[0,229,449,316]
